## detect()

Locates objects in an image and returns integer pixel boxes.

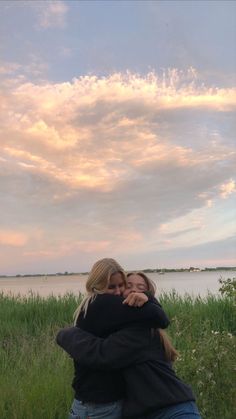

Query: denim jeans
[68,398,123,419]
[146,401,201,419]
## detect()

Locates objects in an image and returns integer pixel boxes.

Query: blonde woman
[58,258,169,419]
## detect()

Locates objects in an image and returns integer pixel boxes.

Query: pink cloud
[219,179,236,199]
[0,230,28,247]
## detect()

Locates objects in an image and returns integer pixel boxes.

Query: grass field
[0,290,235,419]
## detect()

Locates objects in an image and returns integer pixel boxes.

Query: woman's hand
[123,292,148,307]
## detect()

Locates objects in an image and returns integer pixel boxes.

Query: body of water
[0,271,235,298]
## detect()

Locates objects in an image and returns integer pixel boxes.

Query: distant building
[189,267,201,272]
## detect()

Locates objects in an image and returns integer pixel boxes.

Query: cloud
[1,70,235,202]
[119,235,236,270]
[0,62,21,75]
[0,69,235,272]
[34,1,68,29]
[0,230,28,247]
[219,179,236,199]
[0,56,48,82]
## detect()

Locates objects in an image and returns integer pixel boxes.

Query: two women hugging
[57,258,201,419]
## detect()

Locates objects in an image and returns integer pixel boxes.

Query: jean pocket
[68,411,80,419]
[68,399,87,419]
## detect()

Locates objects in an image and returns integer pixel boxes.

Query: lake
[0,271,235,298]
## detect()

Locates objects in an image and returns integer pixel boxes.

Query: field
[0,290,235,419]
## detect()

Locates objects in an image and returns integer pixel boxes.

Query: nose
[114,287,122,295]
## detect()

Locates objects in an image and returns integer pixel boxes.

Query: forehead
[110,272,125,283]
[127,274,146,286]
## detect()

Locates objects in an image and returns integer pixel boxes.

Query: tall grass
[0,291,235,419]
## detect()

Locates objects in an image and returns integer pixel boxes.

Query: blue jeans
[146,401,201,419]
[68,398,123,419]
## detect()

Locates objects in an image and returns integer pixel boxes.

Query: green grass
[0,291,235,419]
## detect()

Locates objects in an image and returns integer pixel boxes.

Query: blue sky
[0,0,235,275]
[1,1,235,84]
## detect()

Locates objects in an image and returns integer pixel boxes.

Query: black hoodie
[57,293,169,405]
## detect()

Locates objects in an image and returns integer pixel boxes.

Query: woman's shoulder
[79,294,125,322]
[88,294,127,313]
[92,294,124,305]
[77,294,125,335]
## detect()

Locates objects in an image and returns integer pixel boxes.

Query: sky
[0,0,235,275]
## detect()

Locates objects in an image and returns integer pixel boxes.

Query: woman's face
[123,274,148,298]
[104,272,126,296]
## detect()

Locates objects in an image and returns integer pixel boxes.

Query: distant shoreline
[1,267,235,278]
[1,270,235,298]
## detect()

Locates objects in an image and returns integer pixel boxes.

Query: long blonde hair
[74,258,126,324]
[127,272,179,363]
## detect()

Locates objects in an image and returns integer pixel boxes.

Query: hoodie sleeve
[78,294,170,336]
[56,325,154,370]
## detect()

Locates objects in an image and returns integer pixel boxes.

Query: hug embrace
[56,258,201,419]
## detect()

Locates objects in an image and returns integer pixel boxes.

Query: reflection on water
[0,271,235,298]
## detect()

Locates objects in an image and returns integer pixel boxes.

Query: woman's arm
[78,294,169,336]
[56,325,154,369]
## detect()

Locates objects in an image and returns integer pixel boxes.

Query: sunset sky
[0,0,235,275]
